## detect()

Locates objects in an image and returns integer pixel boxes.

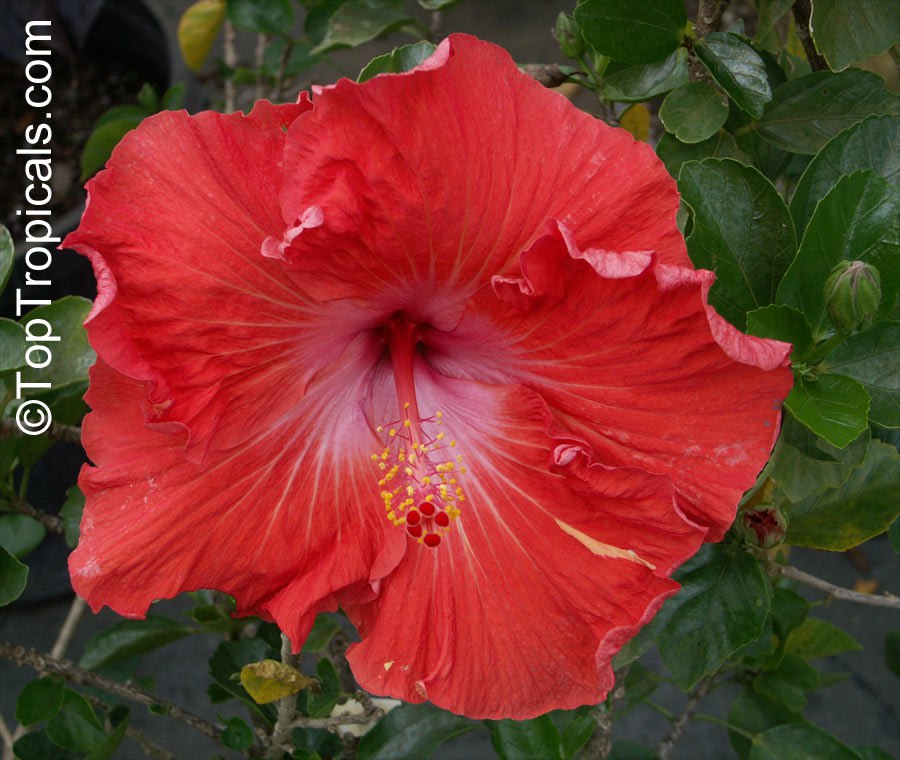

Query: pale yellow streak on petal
[554,518,656,570]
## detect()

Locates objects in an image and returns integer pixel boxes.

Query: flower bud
[823,260,881,334]
[739,504,787,549]
[555,13,584,59]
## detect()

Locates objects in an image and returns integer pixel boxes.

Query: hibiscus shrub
[1,1,899,759]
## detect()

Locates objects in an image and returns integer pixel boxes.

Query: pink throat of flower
[371,319,467,548]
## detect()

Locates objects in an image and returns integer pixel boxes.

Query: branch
[0,417,81,445]
[0,642,224,743]
[8,493,63,534]
[695,0,728,37]
[265,634,301,759]
[51,596,87,660]
[771,564,900,609]
[656,676,712,760]
[579,666,628,759]
[791,0,829,71]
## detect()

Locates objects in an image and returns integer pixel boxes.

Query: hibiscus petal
[271,34,687,320]
[62,99,376,463]
[427,221,792,539]
[71,348,406,638]
[346,373,694,719]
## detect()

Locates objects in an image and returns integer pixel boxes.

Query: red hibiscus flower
[65,34,792,719]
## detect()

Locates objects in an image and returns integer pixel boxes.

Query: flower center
[371,318,467,548]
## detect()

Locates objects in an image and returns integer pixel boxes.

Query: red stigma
[407,524,423,538]
[424,532,441,547]
[435,511,450,528]
[419,501,435,517]
[406,509,421,526]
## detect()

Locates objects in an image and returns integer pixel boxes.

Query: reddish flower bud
[739,504,788,549]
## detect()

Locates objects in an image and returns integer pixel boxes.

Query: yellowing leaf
[620,104,651,142]
[239,659,316,704]
[178,0,226,72]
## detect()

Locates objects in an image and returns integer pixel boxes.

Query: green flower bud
[823,260,882,334]
[555,12,584,60]
[739,504,787,549]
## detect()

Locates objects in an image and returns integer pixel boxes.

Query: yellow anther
[389,428,397,437]
[404,401,411,410]
[404,419,411,428]
[436,432,445,440]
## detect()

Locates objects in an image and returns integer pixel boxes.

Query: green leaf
[786,439,900,549]
[306,657,342,718]
[60,485,84,549]
[656,543,771,689]
[0,544,28,606]
[262,39,317,78]
[753,0,794,48]
[46,691,105,751]
[748,723,862,760]
[810,0,900,72]
[734,129,793,180]
[608,741,655,760]
[785,617,862,660]
[754,69,900,154]
[209,638,278,722]
[80,616,193,671]
[84,708,129,760]
[753,654,822,711]
[417,0,461,8]
[80,116,144,180]
[178,0,226,71]
[13,731,83,760]
[770,417,868,502]
[487,715,561,760]
[600,48,688,102]
[746,305,813,355]
[777,172,899,339]
[0,514,46,559]
[310,0,413,55]
[93,105,147,131]
[358,41,437,82]
[16,296,94,392]
[727,687,804,759]
[679,159,797,329]
[889,517,900,552]
[857,747,895,760]
[660,82,728,143]
[303,613,344,652]
[16,677,65,725]
[161,83,186,111]
[0,224,13,295]
[0,318,25,378]
[220,715,254,750]
[227,0,293,34]
[573,0,686,65]
[784,374,870,449]
[656,130,750,178]
[695,32,771,118]
[554,707,595,759]
[826,323,900,428]
[357,703,475,760]
[886,631,900,678]
[790,115,899,236]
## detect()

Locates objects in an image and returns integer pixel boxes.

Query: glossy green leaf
[358,41,436,82]
[787,439,900,549]
[771,417,868,502]
[573,0,686,64]
[755,69,900,154]
[656,543,771,689]
[310,0,413,55]
[777,172,899,339]
[753,0,794,48]
[488,715,561,760]
[886,631,900,678]
[656,130,750,178]
[0,544,28,606]
[60,485,84,549]
[785,374,870,448]
[80,116,143,180]
[679,159,796,329]
[810,0,900,71]
[16,677,65,725]
[695,32,771,118]
[0,514,45,559]
[748,723,862,760]
[13,731,83,760]
[826,323,900,428]
[79,616,193,671]
[46,691,105,751]
[220,715,254,750]
[727,687,804,759]
[0,318,26,377]
[734,129,793,180]
[790,115,899,236]
[555,706,595,759]
[600,48,688,102]
[746,305,813,355]
[357,703,475,760]
[785,617,862,660]
[17,296,94,393]
[84,708,128,760]
[660,82,728,143]
[306,657,342,718]
[227,0,293,34]
[753,654,822,711]
[0,224,13,295]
